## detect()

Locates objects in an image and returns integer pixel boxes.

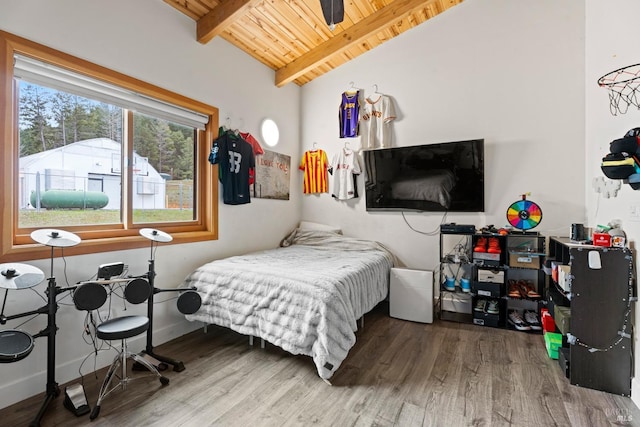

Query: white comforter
[182,229,394,380]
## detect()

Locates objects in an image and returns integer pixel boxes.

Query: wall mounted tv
[363,139,484,212]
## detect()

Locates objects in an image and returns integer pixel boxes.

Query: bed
[389,168,456,209]
[181,228,395,381]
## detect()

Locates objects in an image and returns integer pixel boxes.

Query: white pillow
[298,221,342,234]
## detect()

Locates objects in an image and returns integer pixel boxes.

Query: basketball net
[598,63,640,116]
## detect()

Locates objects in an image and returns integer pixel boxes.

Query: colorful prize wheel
[506,195,543,231]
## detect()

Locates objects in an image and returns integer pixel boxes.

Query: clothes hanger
[234,118,244,135]
[222,116,231,133]
[345,81,357,94]
[369,84,382,101]
[223,116,240,142]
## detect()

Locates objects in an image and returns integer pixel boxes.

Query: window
[0,30,219,262]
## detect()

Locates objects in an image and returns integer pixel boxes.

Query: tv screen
[363,139,484,212]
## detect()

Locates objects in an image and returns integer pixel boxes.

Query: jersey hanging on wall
[339,90,360,138]
[238,131,265,156]
[329,147,361,200]
[299,149,329,194]
[211,132,255,205]
[218,126,265,157]
[361,94,396,149]
[217,127,263,185]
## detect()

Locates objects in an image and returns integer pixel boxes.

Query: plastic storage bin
[544,332,563,359]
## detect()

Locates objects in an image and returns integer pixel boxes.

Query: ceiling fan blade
[319,0,344,26]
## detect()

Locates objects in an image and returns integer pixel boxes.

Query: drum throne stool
[72,278,169,420]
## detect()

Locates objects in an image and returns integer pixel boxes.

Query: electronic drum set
[0,227,201,426]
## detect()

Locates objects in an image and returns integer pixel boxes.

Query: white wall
[585,0,640,406]
[0,0,301,409]
[300,0,585,270]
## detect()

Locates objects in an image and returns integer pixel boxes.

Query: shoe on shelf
[460,278,471,293]
[508,310,531,331]
[516,280,529,298]
[444,277,456,291]
[524,311,542,330]
[487,237,502,254]
[486,299,499,314]
[516,280,540,299]
[474,237,487,253]
[508,280,522,298]
[522,280,541,299]
[474,299,486,312]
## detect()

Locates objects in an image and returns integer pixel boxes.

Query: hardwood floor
[1,302,638,426]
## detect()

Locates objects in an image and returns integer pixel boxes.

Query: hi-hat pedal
[64,383,90,416]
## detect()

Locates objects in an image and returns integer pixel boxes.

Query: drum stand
[135,228,196,373]
[30,273,65,427]
[135,257,184,372]
[27,229,81,427]
[0,249,77,426]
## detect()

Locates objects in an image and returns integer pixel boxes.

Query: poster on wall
[253,149,290,200]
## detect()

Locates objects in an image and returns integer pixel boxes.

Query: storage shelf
[440,229,546,331]
[546,236,633,396]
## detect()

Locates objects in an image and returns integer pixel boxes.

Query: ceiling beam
[197,0,263,44]
[275,0,440,87]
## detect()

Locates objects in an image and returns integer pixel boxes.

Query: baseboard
[0,319,201,410]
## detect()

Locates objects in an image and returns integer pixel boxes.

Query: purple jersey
[339,91,360,138]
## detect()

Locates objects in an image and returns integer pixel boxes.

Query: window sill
[0,229,217,263]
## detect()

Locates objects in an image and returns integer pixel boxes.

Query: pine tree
[67,95,90,142]
[19,83,51,152]
[50,91,72,146]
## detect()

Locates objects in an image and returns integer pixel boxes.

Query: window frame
[0,30,218,263]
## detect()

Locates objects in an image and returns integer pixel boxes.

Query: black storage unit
[439,228,545,332]
[547,237,634,396]
[504,232,546,332]
[473,261,507,328]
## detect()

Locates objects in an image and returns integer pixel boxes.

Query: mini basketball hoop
[598,63,640,115]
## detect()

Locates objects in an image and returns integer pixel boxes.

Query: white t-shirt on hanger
[330,147,361,200]
[361,95,396,149]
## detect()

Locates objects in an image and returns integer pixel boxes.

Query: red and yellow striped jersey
[299,149,328,194]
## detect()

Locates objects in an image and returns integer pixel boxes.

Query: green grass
[19,209,194,228]
[132,209,194,223]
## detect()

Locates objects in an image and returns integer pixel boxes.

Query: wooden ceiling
[164,0,463,87]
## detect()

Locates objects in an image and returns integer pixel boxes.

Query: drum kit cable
[0,227,201,425]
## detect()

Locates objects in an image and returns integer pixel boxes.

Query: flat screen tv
[363,139,484,212]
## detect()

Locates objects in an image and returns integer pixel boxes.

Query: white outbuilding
[19,138,165,210]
